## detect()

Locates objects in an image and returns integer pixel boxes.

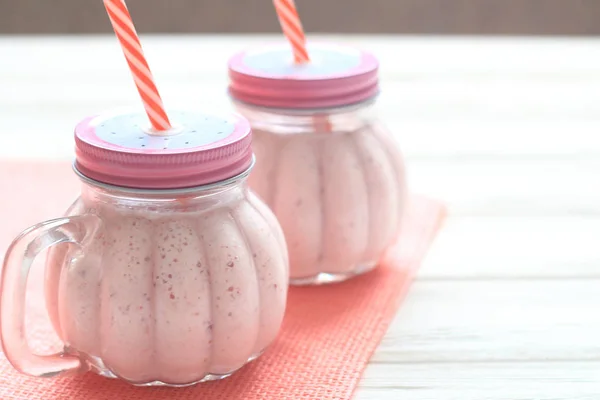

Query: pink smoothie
[0,109,290,384]
[44,188,288,385]
[228,43,407,284]
[249,124,407,283]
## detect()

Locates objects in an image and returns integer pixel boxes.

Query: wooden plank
[374,280,600,363]
[420,216,600,279]
[2,36,600,78]
[356,362,600,400]
[409,159,600,216]
[389,119,600,159]
[4,80,600,123]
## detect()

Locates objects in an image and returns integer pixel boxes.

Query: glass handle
[0,214,101,378]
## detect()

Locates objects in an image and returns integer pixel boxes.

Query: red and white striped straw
[103,0,171,132]
[273,0,310,63]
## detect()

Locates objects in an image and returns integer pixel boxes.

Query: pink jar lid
[228,42,379,109]
[74,109,253,189]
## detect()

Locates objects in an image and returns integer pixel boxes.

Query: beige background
[0,0,599,35]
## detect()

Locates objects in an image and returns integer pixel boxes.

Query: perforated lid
[74,109,253,189]
[228,42,379,109]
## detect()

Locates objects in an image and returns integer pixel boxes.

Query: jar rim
[231,95,378,114]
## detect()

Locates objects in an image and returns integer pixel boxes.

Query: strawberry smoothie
[1,110,289,386]
[228,43,408,284]
[249,123,406,283]
[45,186,288,385]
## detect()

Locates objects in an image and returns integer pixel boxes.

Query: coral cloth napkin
[0,161,445,400]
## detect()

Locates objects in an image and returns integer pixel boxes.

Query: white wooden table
[2,35,600,399]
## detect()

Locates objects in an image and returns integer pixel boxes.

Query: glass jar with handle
[0,109,289,386]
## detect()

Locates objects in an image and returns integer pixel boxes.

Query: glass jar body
[234,101,408,284]
[36,175,288,385]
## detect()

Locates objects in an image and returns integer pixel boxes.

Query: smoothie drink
[228,44,408,284]
[248,123,406,282]
[1,110,289,386]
